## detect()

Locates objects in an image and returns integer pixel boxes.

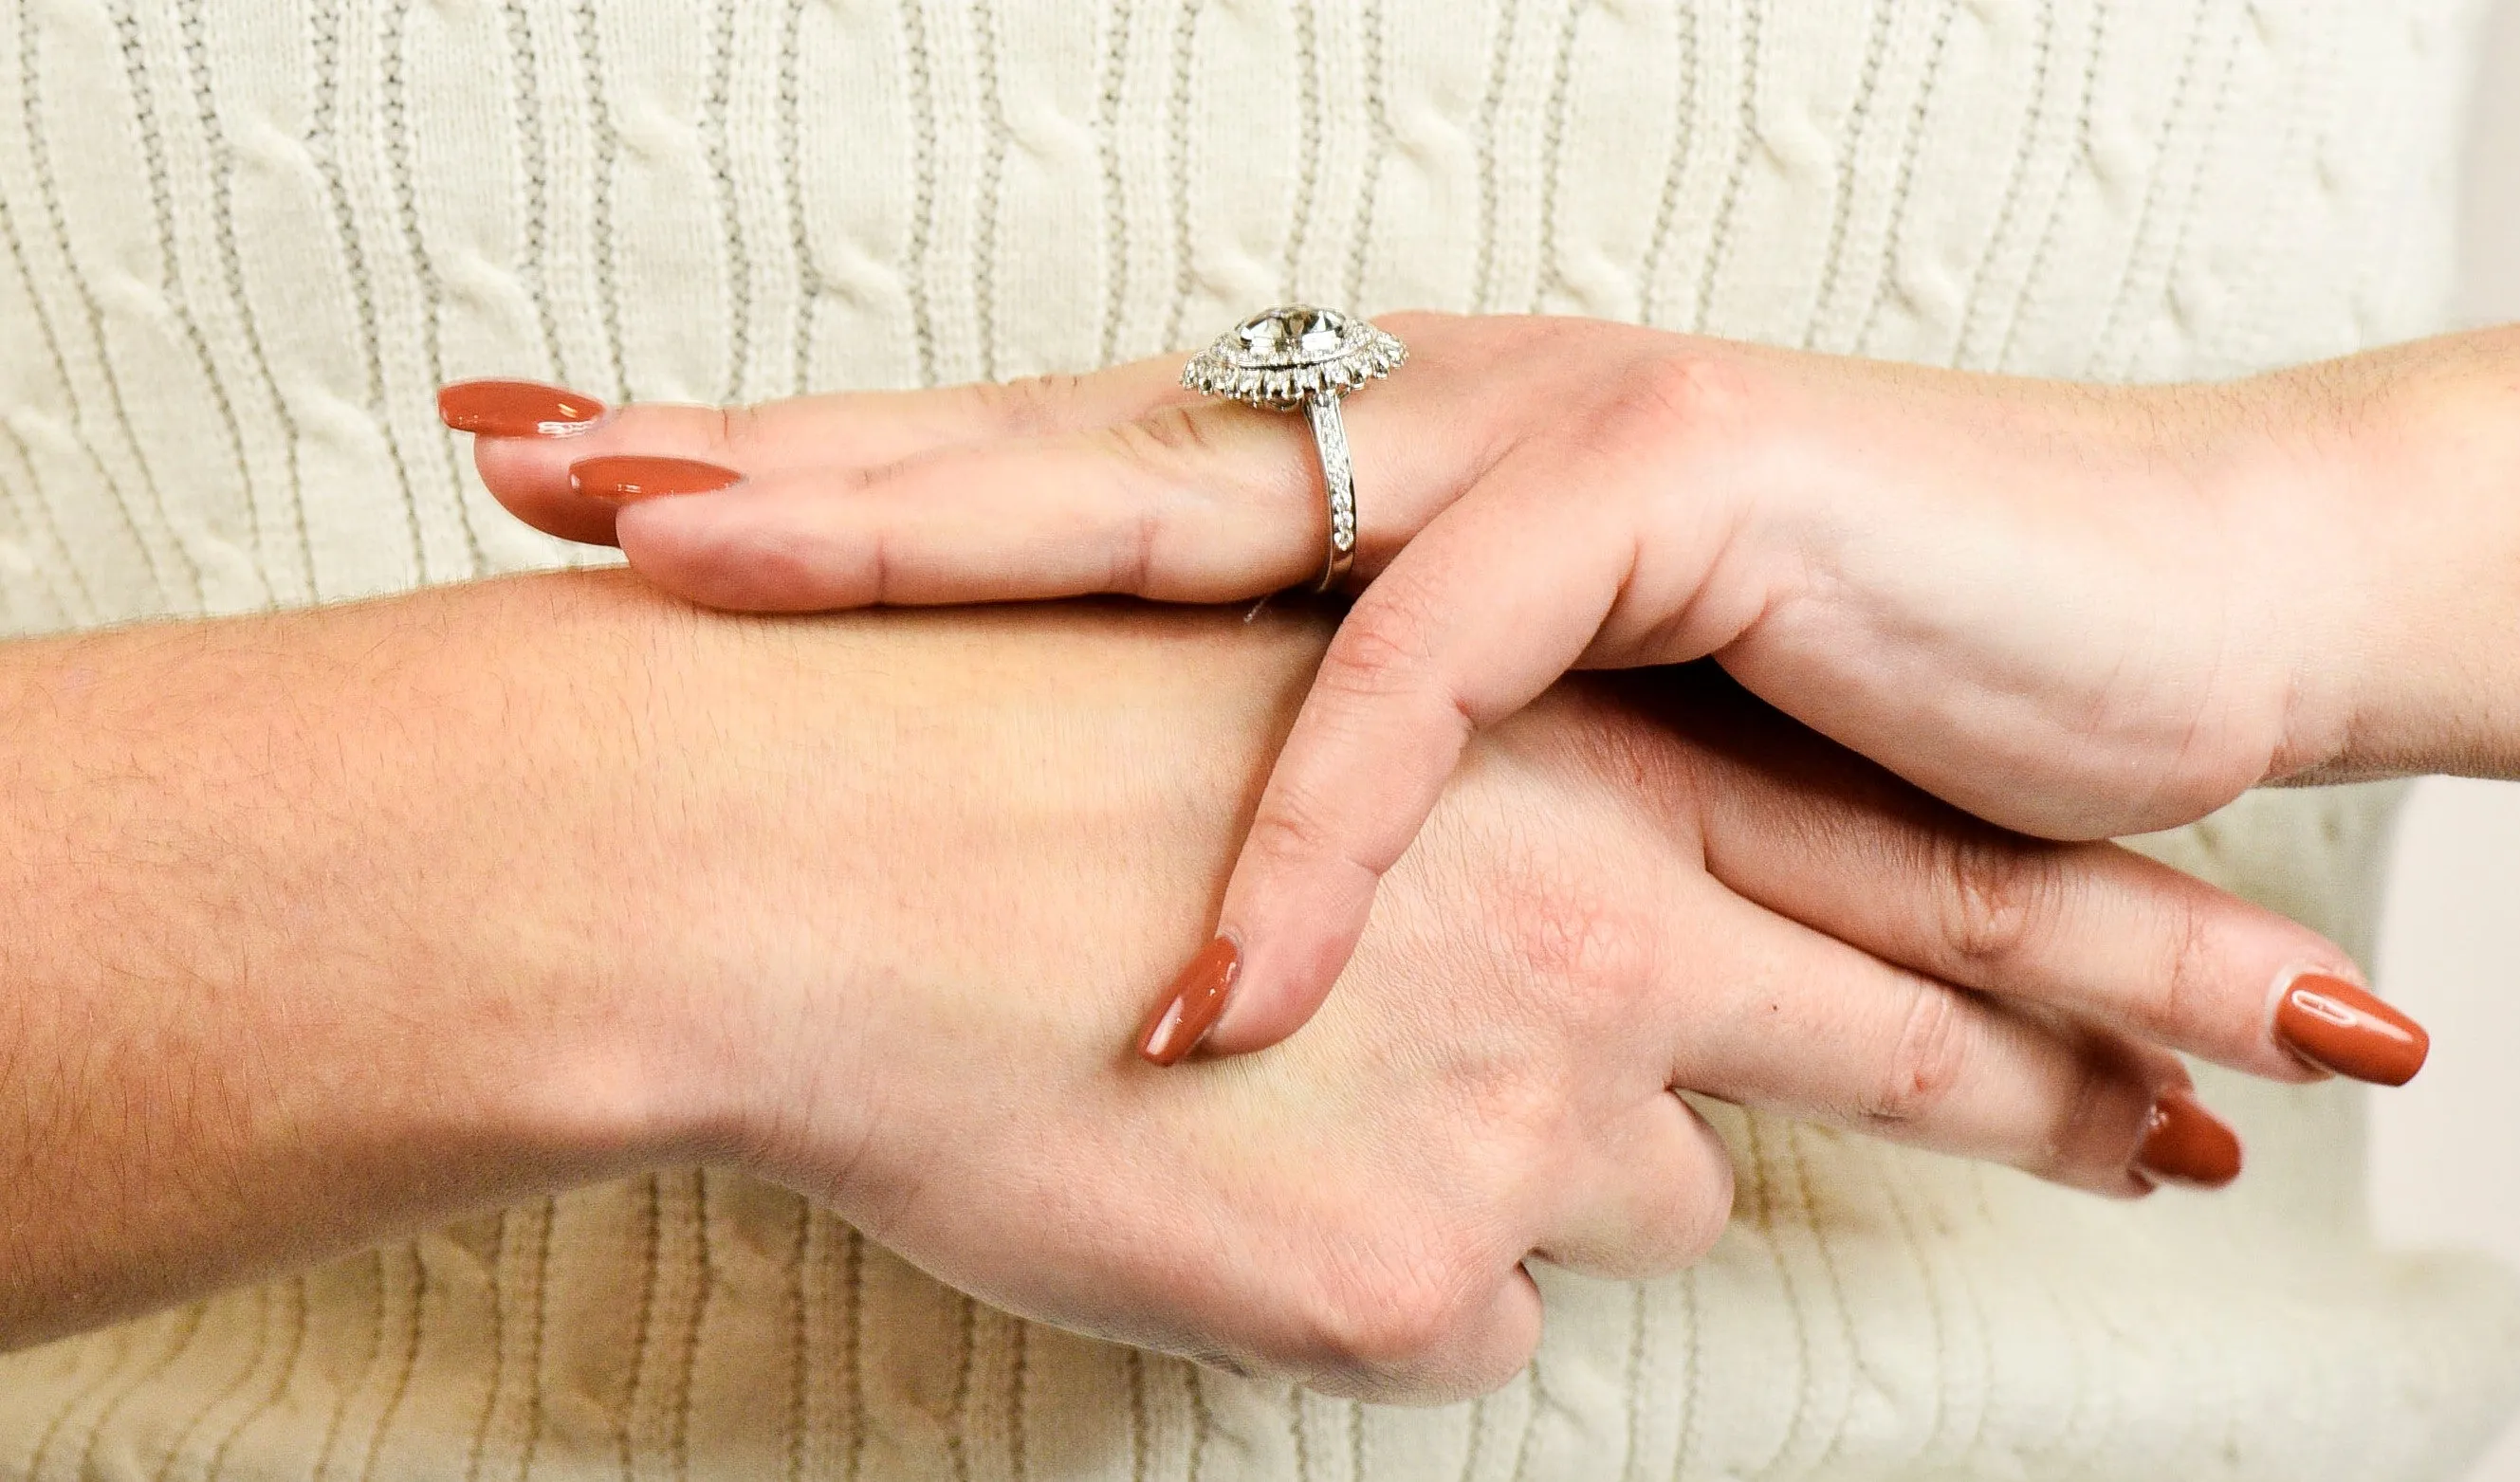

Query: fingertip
[1197,912,1374,1057]
[2270,969,2429,1087]
[1416,1263,1548,1404]
[1191,780,1426,1059]
[436,378,609,438]
[613,487,851,612]
[2131,1087,2245,1190]
[473,434,626,547]
[1137,935,1242,1066]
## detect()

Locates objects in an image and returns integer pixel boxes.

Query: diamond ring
[1181,306,1407,595]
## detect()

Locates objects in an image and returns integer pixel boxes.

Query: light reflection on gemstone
[1183,304,1407,409]
[1235,306,1350,364]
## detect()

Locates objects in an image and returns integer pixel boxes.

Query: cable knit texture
[2,1,2516,1478]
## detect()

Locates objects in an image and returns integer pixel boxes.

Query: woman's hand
[443,322,2424,1062]
[680,597,2378,1400]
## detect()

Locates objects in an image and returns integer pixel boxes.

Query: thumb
[1137,451,1634,1062]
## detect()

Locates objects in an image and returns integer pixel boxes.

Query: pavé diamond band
[1181,306,1407,595]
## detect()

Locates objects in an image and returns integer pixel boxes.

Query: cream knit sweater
[2,2,2515,1478]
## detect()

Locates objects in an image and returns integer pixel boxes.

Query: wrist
[2249,329,2520,782]
[665,599,1340,1215]
[296,574,745,1191]
[458,572,811,1175]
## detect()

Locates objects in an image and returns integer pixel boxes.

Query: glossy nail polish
[2273,974,2429,1087]
[568,456,744,503]
[2133,1089,2243,1190]
[435,379,608,437]
[1138,937,1240,1067]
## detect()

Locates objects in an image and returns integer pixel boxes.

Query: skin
[467,318,2520,1052]
[0,572,2354,1397]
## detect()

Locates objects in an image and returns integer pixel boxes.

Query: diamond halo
[1181,305,1407,411]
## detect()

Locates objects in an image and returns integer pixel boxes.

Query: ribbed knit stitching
[1687,0,1757,337]
[1849,0,1959,357]
[1533,0,1587,312]
[306,0,427,595]
[110,0,270,611]
[1339,0,1387,314]
[15,3,204,610]
[1635,1,1698,326]
[1992,0,2111,372]
[0,4,2514,1478]
[1950,0,2059,369]
[1159,0,1204,354]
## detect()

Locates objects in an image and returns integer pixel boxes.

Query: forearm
[2250,324,2520,782]
[0,570,1331,1351]
[0,575,730,1346]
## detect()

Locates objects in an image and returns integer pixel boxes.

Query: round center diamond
[1236,307,1349,364]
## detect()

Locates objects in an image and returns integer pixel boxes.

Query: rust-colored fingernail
[569,455,744,503]
[1137,936,1240,1067]
[2133,1089,2243,1190]
[436,379,608,437]
[2274,973,2429,1087]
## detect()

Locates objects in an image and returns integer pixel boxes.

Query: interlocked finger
[1664,667,2369,1084]
[1661,884,2216,1196]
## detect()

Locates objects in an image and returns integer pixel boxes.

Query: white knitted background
[1,2,2515,1479]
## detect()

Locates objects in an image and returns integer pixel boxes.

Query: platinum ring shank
[1304,393,1358,595]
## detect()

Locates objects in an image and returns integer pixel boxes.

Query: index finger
[1185,447,1641,1057]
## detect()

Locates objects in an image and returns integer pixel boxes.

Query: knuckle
[1242,787,1347,878]
[976,372,1088,437]
[1294,1254,1484,1380]
[1583,350,1752,448]
[1670,1159,1736,1265]
[2138,887,2219,1041]
[1108,404,1225,467]
[1112,499,1163,595]
[1239,777,1402,903]
[1861,984,1977,1127]
[1931,831,2064,970]
[1665,1118,1738,1265]
[1314,588,1447,710]
[707,402,764,457]
[1644,1186,1734,1275]
[1622,1127,1735,1275]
